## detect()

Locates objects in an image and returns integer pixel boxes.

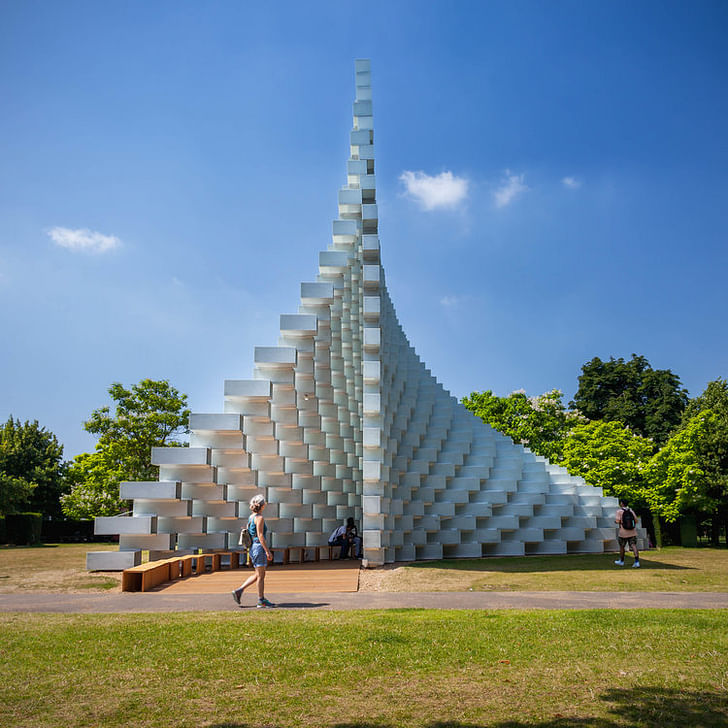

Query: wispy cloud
[48,226,121,253]
[562,176,582,189]
[494,170,527,208]
[399,170,468,211]
[440,295,462,308]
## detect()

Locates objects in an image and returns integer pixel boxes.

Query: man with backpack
[614,498,640,568]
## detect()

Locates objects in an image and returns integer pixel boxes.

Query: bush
[5,512,43,545]
[40,519,106,543]
[0,516,6,544]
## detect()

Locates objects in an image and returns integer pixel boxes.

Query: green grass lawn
[0,609,726,728]
[2,545,727,594]
[365,547,728,593]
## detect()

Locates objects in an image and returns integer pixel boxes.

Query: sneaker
[632,561,641,568]
[257,598,276,609]
[231,588,242,605]
[614,560,624,566]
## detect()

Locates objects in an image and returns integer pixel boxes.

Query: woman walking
[232,494,275,608]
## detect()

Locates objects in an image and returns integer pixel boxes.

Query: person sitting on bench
[328,522,349,558]
[345,517,362,559]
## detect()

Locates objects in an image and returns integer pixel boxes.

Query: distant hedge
[5,512,43,545]
[40,519,112,543]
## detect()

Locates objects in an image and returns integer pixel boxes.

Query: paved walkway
[1,590,727,613]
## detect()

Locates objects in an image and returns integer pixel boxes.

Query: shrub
[5,512,43,545]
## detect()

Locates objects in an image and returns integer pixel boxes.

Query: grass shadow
[404,554,694,574]
[0,543,59,550]
[207,686,728,728]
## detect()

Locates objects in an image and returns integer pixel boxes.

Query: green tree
[559,420,655,508]
[644,410,728,527]
[681,377,728,425]
[60,452,127,520]
[646,378,728,544]
[463,389,582,461]
[0,417,67,517]
[570,354,688,445]
[61,379,190,519]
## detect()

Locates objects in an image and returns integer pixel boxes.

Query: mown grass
[0,609,726,727]
[0,543,120,592]
[365,547,728,593]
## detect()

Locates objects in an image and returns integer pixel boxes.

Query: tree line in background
[463,355,728,547]
[0,379,189,541]
[1,357,727,548]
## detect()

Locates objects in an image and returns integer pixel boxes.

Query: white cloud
[440,295,461,307]
[48,226,121,253]
[399,170,468,211]
[562,176,582,189]
[494,170,527,208]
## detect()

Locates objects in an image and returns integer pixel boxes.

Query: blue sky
[1,0,727,458]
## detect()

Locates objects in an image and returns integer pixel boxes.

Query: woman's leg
[238,570,258,593]
[256,566,266,599]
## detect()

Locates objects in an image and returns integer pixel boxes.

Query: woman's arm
[255,514,273,561]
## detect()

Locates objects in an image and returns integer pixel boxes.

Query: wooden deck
[150,559,360,594]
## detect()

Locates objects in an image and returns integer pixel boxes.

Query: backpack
[621,508,636,530]
[238,516,255,549]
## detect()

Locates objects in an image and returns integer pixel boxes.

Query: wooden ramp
[151,560,360,594]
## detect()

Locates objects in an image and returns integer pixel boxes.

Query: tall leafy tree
[646,378,728,544]
[463,389,582,462]
[570,354,688,445]
[644,410,728,527]
[559,420,655,508]
[681,378,728,425]
[0,417,66,517]
[61,379,190,520]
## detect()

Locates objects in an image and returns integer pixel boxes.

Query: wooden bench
[122,557,180,592]
[121,545,350,592]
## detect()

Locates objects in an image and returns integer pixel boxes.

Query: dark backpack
[621,508,636,530]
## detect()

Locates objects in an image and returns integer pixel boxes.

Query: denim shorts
[250,541,268,568]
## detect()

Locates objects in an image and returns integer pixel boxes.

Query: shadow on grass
[207,686,727,728]
[0,543,59,550]
[404,554,693,573]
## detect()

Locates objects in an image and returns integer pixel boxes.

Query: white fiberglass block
[280,314,317,334]
[363,328,380,348]
[159,465,216,483]
[527,541,567,555]
[95,516,156,535]
[177,534,226,550]
[157,516,206,534]
[363,460,382,481]
[120,481,181,500]
[192,501,236,518]
[301,281,334,302]
[134,500,191,518]
[119,534,173,551]
[363,265,380,285]
[487,542,526,556]
[255,347,297,366]
[225,379,272,398]
[151,447,210,466]
[87,550,141,571]
[189,414,244,431]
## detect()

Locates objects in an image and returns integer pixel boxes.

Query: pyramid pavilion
[88,60,646,570]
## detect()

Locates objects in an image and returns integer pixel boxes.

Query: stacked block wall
[91,60,646,569]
